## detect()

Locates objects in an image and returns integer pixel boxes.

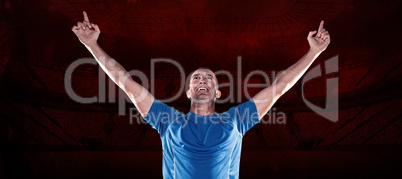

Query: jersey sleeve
[230,98,260,136]
[142,99,181,135]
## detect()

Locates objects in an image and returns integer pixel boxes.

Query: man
[72,11,330,179]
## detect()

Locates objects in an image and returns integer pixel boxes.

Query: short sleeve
[143,99,181,135]
[228,98,260,136]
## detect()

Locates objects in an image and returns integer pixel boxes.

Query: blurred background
[0,0,401,178]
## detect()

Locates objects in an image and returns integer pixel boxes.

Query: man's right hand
[71,11,100,47]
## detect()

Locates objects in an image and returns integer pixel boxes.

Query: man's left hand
[307,20,330,53]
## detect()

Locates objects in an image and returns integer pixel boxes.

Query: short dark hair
[189,67,214,77]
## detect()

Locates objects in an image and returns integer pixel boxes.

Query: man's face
[187,69,221,103]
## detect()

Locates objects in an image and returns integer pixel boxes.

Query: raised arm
[253,20,330,119]
[71,11,154,117]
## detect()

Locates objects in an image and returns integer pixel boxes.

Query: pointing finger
[83,11,88,21]
[318,20,324,32]
[83,11,93,28]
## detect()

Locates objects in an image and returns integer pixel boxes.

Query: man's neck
[190,100,215,115]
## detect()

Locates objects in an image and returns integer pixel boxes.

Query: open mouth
[196,87,209,92]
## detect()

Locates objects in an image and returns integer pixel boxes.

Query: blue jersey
[143,99,259,179]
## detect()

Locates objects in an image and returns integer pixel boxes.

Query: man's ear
[186,90,191,99]
[215,90,221,99]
